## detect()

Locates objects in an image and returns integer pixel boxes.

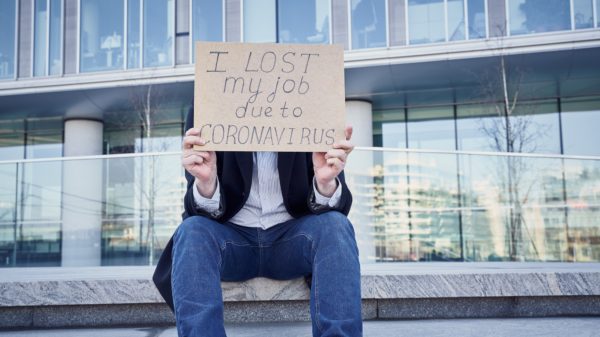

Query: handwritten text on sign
[194,42,345,152]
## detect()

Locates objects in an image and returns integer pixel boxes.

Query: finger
[344,126,353,141]
[333,140,355,153]
[185,128,200,136]
[336,139,353,148]
[183,149,209,158]
[197,151,213,161]
[182,136,206,149]
[182,154,204,167]
[324,149,347,161]
[326,157,344,171]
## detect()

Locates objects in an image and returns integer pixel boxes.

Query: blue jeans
[171,211,362,337]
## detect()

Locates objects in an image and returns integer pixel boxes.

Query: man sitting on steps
[153,108,362,337]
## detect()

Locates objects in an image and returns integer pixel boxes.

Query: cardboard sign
[194,42,345,152]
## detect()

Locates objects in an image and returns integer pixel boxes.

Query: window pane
[19,160,62,266]
[408,0,445,45]
[244,0,276,42]
[597,0,600,27]
[407,105,455,150]
[0,0,16,79]
[467,0,486,39]
[456,103,505,152]
[563,157,600,262]
[80,0,124,72]
[49,0,62,75]
[25,118,64,159]
[351,0,387,49]
[192,0,223,61]
[406,107,460,260]
[278,0,330,44]
[573,0,594,29]
[144,0,174,67]
[561,97,600,156]
[509,100,561,154]
[381,122,407,147]
[0,119,24,160]
[509,0,571,36]
[34,0,48,77]
[128,0,141,69]
[456,101,561,154]
[448,0,466,41]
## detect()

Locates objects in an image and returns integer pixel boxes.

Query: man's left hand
[313,126,354,197]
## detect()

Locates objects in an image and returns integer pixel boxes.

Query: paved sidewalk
[1,317,599,337]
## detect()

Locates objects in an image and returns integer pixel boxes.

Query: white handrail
[1,147,600,165]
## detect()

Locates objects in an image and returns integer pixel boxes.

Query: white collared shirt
[193,152,342,229]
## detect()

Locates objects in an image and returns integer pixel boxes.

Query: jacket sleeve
[181,106,226,221]
[305,153,353,216]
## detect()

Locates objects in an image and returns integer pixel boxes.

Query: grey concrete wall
[225,0,241,42]
[389,0,407,46]
[488,0,507,37]
[18,0,32,78]
[332,0,349,50]
[64,0,78,74]
[176,0,190,65]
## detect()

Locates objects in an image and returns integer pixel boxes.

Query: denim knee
[313,212,358,252]
[174,215,220,246]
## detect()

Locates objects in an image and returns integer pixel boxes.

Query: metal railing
[0,147,599,267]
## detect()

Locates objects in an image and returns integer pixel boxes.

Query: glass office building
[0,0,599,267]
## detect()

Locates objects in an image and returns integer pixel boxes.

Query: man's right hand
[182,128,218,198]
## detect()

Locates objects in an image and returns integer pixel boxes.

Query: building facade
[0,0,599,267]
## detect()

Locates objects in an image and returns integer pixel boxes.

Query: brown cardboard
[194,42,345,152]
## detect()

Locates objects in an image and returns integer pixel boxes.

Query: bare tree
[128,84,172,265]
[475,25,552,261]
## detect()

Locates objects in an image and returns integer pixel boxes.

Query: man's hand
[182,128,218,198]
[312,126,354,197]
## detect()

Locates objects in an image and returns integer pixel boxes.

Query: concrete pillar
[344,100,376,263]
[61,119,104,266]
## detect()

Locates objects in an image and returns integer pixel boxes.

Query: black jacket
[152,108,353,312]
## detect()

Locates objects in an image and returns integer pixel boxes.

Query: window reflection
[467,0,486,39]
[597,0,600,27]
[80,0,124,72]
[510,100,561,154]
[408,0,445,45]
[192,0,223,61]
[0,163,18,265]
[34,0,48,76]
[351,0,387,49]
[49,0,62,75]
[128,0,141,69]
[456,104,505,152]
[509,0,571,36]
[447,0,466,41]
[34,0,62,76]
[455,101,561,154]
[407,107,461,260]
[407,106,455,150]
[278,0,330,44]
[564,158,600,262]
[0,0,16,80]
[143,0,174,67]
[561,97,600,156]
[8,118,64,267]
[573,0,594,29]
[244,0,276,42]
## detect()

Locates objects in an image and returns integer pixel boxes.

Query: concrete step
[2,317,600,337]
[1,263,600,329]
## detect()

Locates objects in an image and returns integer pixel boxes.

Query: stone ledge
[2,297,599,329]
[1,263,599,307]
